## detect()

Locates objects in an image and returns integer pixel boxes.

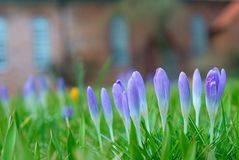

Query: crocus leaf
[2,120,17,160]
[129,120,143,160]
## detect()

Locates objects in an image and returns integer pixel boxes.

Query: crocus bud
[101,88,114,141]
[23,76,36,113]
[39,76,47,92]
[87,86,102,149]
[205,67,226,143]
[62,106,74,119]
[57,77,65,105]
[153,68,170,132]
[57,77,65,92]
[112,80,124,118]
[127,77,142,147]
[0,85,9,106]
[0,85,9,114]
[122,91,130,143]
[192,68,202,127]
[132,71,150,132]
[38,76,48,107]
[178,72,191,134]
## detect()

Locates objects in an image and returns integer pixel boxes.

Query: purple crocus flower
[112,80,124,118]
[153,68,170,132]
[205,67,226,143]
[87,86,102,148]
[38,76,48,107]
[57,77,65,92]
[39,76,47,91]
[178,72,191,134]
[127,77,142,147]
[101,88,114,141]
[57,77,65,105]
[122,91,130,143]
[192,68,202,127]
[23,76,36,112]
[62,106,74,119]
[23,76,36,97]
[132,71,150,132]
[0,85,9,104]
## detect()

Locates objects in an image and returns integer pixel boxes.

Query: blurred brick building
[0,0,238,92]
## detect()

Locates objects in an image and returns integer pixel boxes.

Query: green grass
[0,79,238,159]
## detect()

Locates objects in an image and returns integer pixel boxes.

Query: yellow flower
[70,87,79,103]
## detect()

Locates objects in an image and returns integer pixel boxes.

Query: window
[110,16,130,67]
[191,14,208,57]
[0,17,7,70]
[33,17,51,70]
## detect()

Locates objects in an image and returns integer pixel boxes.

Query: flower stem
[109,125,114,142]
[184,118,188,134]
[209,118,215,144]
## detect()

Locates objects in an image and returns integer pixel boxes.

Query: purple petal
[218,68,226,99]
[122,91,130,123]
[57,77,65,91]
[112,80,124,117]
[153,68,170,107]
[101,88,112,121]
[127,77,140,118]
[205,69,220,107]
[87,86,99,118]
[178,72,190,108]
[62,106,74,119]
[0,85,9,102]
[192,68,202,108]
[39,76,47,91]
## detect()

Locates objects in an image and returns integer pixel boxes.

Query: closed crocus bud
[38,76,48,107]
[57,77,65,92]
[23,76,36,113]
[101,88,114,141]
[57,77,65,105]
[0,85,9,105]
[132,71,150,132]
[87,86,102,149]
[112,80,124,118]
[178,72,191,134]
[39,76,47,92]
[127,77,142,147]
[192,68,202,127]
[153,68,170,132]
[62,106,74,119]
[205,67,226,143]
[0,85,9,115]
[122,91,130,143]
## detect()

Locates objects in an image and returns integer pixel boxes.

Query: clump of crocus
[121,91,130,143]
[178,72,191,134]
[0,85,10,114]
[57,77,65,106]
[87,86,102,149]
[132,71,150,132]
[153,68,170,132]
[101,88,114,141]
[205,67,226,143]
[127,77,142,147]
[70,87,79,103]
[38,76,48,108]
[23,76,36,113]
[192,68,202,127]
[62,106,74,128]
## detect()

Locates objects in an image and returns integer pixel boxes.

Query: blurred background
[0,0,238,93]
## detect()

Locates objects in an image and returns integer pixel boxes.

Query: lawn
[0,79,238,160]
